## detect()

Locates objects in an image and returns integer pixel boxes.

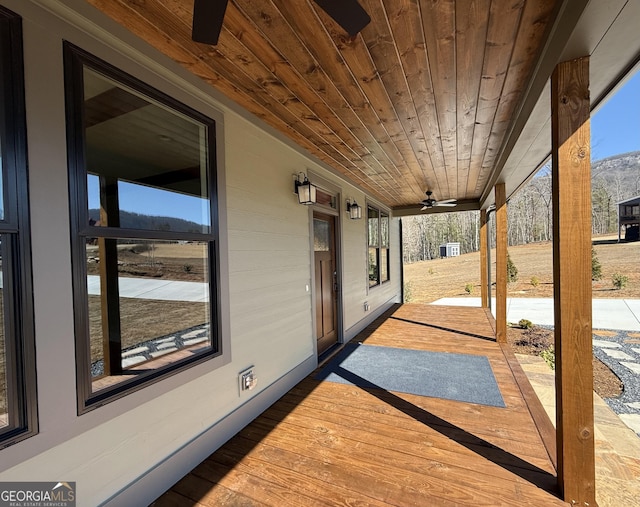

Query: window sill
[84,342,217,410]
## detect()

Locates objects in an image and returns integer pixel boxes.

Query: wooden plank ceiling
[87,0,560,212]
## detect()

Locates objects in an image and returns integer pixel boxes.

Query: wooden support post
[551,56,595,506]
[495,183,507,343]
[480,209,489,308]
[99,176,122,375]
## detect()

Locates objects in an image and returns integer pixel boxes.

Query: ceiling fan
[192,0,372,46]
[420,191,457,210]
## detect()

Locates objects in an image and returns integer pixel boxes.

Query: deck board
[153,304,565,506]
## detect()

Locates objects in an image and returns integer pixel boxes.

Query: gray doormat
[316,343,505,408]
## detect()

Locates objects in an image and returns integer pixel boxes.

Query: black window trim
[63,42,222,413]
[0,5,37,449]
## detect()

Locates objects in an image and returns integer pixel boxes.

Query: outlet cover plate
[238,366,256,394]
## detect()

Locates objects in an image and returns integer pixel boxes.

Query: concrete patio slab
[619,414,640,436]
[431,297,640,331]
[601,349,634,361]
[116,277,175,299]
[86,275,209,302]
[506,298,555,326]
[625,299,640,325]
[621,362,640,375]
[593,299,640,331]
[592,340,621,348]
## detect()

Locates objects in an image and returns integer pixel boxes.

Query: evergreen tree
[592,248,603,281]
[507,252,518,283]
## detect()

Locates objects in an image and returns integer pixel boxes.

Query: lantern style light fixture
[346,198,362,219]
[293,172,317,205]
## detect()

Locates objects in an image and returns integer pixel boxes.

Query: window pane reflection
[86,239,211,392]
[0,241,6,428]
[0,160,4,221]
[381,214,389,247]
[83,68,210,233]
[380,248,389,282]
[368,207,378,247]
[368,247,378,287]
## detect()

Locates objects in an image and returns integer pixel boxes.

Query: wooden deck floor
[153,304,565,506]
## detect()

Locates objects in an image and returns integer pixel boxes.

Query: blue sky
[591,68,640,161]
[88,175,210,226]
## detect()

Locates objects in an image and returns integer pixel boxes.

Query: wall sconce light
[346,198,362,219]
[293,172,317,205]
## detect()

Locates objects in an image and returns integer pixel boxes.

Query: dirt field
[151,243,208,259]
[404,235,640,303]
[86,242,208,281]
[508,325,623,398]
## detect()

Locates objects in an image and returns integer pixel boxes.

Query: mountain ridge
[88,209,205,233]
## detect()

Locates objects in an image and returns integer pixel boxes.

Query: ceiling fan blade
[192,0,229,45]
[421,206,428,211]
[436,203,457,207]
[313,0,371,37]
[437,198,457,204]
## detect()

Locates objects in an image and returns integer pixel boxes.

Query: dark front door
[313,212,338,355]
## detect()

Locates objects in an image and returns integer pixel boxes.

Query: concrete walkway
[432,297,640,331]
[86,275,208,302]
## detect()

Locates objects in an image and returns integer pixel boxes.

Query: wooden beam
[135,165,203,189]
[480,209,489,308]
[551,56,595,506]
[495,183,507,343]
[84,87,149,128]
[99,176,122,376]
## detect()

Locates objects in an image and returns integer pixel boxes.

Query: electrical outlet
[238,366,257,394]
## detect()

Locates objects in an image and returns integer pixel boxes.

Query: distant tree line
[88,209,204,233]
[402,211,481,263]
[403,152,640,263]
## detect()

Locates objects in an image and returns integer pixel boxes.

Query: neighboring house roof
[618,195,640,206]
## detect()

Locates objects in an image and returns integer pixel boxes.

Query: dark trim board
[63,41,223,412]
[0,3,38,449]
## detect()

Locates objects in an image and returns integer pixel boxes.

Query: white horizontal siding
[0,1,401,505]
[224,112,315,386]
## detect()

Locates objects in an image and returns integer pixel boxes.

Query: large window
[368,205,390,287]
[0,7,36,446]
[64,44,220,411]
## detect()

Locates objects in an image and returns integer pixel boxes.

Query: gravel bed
[91,323,210,377]
[591,329,640,419]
